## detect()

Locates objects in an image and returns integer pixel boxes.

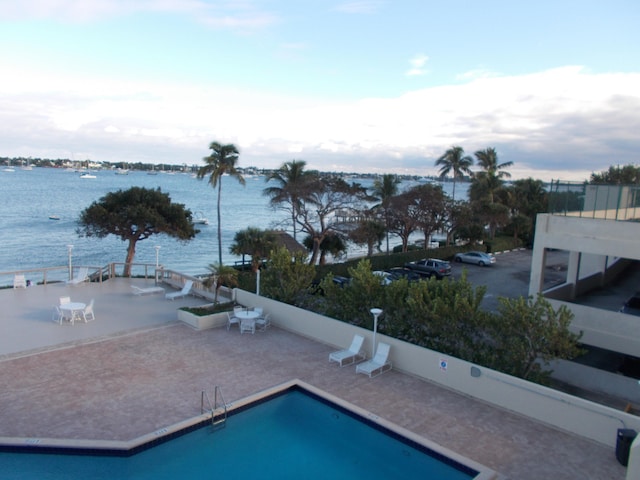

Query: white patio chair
[239,318,255,335]
[59,296,71,305]
[165,280,193,300]
[81,299,95,322]
[226,311,239,330]
[356,342,392,378]
[52,305,65,324]
[255,313,271,332]
[329,334,365,367]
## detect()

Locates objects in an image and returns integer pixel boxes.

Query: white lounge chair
[81,299,95,322]
[131,285,165,296]
[356,342,392,378]
[67,267,89,285]
[13,274,26,288]
[165,280,193,300]
[255,313,271,332]
[329,334,365,367]
[226,311,239,330]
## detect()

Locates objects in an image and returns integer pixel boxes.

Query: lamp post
[154,245,161,268]
[66,244,74,281]
[370,308,383,355]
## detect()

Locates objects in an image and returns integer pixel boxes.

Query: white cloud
[0,64,639,181]
[405,54,429,77]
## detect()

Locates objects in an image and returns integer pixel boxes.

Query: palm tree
[474,147,513,179]
[230,227,277,272]
[435,146,473,201]
[371,174,401,254]
[203,263,239,304]
[197,141,245,266]
[263,160,314,241]
[472,147,513,203]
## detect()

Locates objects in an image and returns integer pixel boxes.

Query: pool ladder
[201,385,227,429]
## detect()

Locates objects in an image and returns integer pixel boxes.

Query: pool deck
[0,279,628,479]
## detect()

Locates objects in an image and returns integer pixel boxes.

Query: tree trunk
[124,238,137,277]
[217,181,223,266]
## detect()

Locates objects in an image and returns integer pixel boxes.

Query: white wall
[235,289,640,449]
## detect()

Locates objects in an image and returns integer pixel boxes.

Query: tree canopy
[78,187,197,276]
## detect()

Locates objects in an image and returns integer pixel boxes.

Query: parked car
[372,271,393,285]
[404,258,452,279]
[453,251,496,266]
[385,267,424,282]
[620,292,640,316]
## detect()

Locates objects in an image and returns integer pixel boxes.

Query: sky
[1,0,639,181]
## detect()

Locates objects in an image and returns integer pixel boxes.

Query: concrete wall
[234,289,640,449]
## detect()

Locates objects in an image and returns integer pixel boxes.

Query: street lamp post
[67,244,74,281]
[154,245,161,268]
[370,308,383,355]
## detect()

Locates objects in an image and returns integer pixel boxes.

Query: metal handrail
[201,386,227,428]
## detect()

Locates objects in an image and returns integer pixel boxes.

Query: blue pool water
[0,389,477,479]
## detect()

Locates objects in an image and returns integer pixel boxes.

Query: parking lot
[449,248,568,311]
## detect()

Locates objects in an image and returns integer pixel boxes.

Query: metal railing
[548,181,640,221]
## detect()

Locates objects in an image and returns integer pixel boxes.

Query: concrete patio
[0,279,629,479]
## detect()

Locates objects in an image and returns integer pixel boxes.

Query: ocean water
[0,168,286,276]
[0,168,465,277]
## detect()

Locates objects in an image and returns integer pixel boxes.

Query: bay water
[0,168,464,279]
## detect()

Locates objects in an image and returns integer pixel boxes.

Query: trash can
[616,428,637,466]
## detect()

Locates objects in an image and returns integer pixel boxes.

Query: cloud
[406,54,429,77]
[0,65,639,181]
[0,0,279,31]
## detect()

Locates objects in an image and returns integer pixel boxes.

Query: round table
[60,302,85,324]
[235,310,259,334]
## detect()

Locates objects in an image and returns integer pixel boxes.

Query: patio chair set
[329,334,392,378]
[53,296,95,326]
[227,306,271,334]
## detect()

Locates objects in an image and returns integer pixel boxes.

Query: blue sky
[1,0,639,181]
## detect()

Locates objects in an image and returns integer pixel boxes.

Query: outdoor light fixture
[370,308,383,355]
[155,245,161,268]
[66,244,74,281]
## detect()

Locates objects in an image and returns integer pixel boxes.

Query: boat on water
[115,168,129,175]
[80,173,97,179]
[192,212,209,225]
[48,215,60,220]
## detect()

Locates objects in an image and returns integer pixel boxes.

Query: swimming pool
[0,383,492,479]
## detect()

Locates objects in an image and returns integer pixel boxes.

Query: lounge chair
[131,285,165,296]
[356,342,392,378]
[13,274,26,288]
[67,267,89,286]
[255,313,271,332]
[226,311,239,330]
[329,334,365,367]
[165,280,193,300]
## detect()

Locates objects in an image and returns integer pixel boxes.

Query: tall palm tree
[474,147,513,179]
[263,160,314,241]
[473,147,513,203]
[371,173,401,254]
[197,141,245,266]
[435,146,473,201]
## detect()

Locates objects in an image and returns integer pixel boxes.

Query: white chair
[329,334,366,367]
[13,274,27,288]
[67,267,89,285]
[131,285,165,296]
[52,305,65,324]
[59,296,71,305]
[81,299,95,322]
[165,280,193,300]
[356,342,392,378]
[226,311,239,330]
[253,307,263,316]
[240,318,255,335]
[255,313,271,332]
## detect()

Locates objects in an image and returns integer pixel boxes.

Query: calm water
[0,168,465,277]
[0,390,476,480]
